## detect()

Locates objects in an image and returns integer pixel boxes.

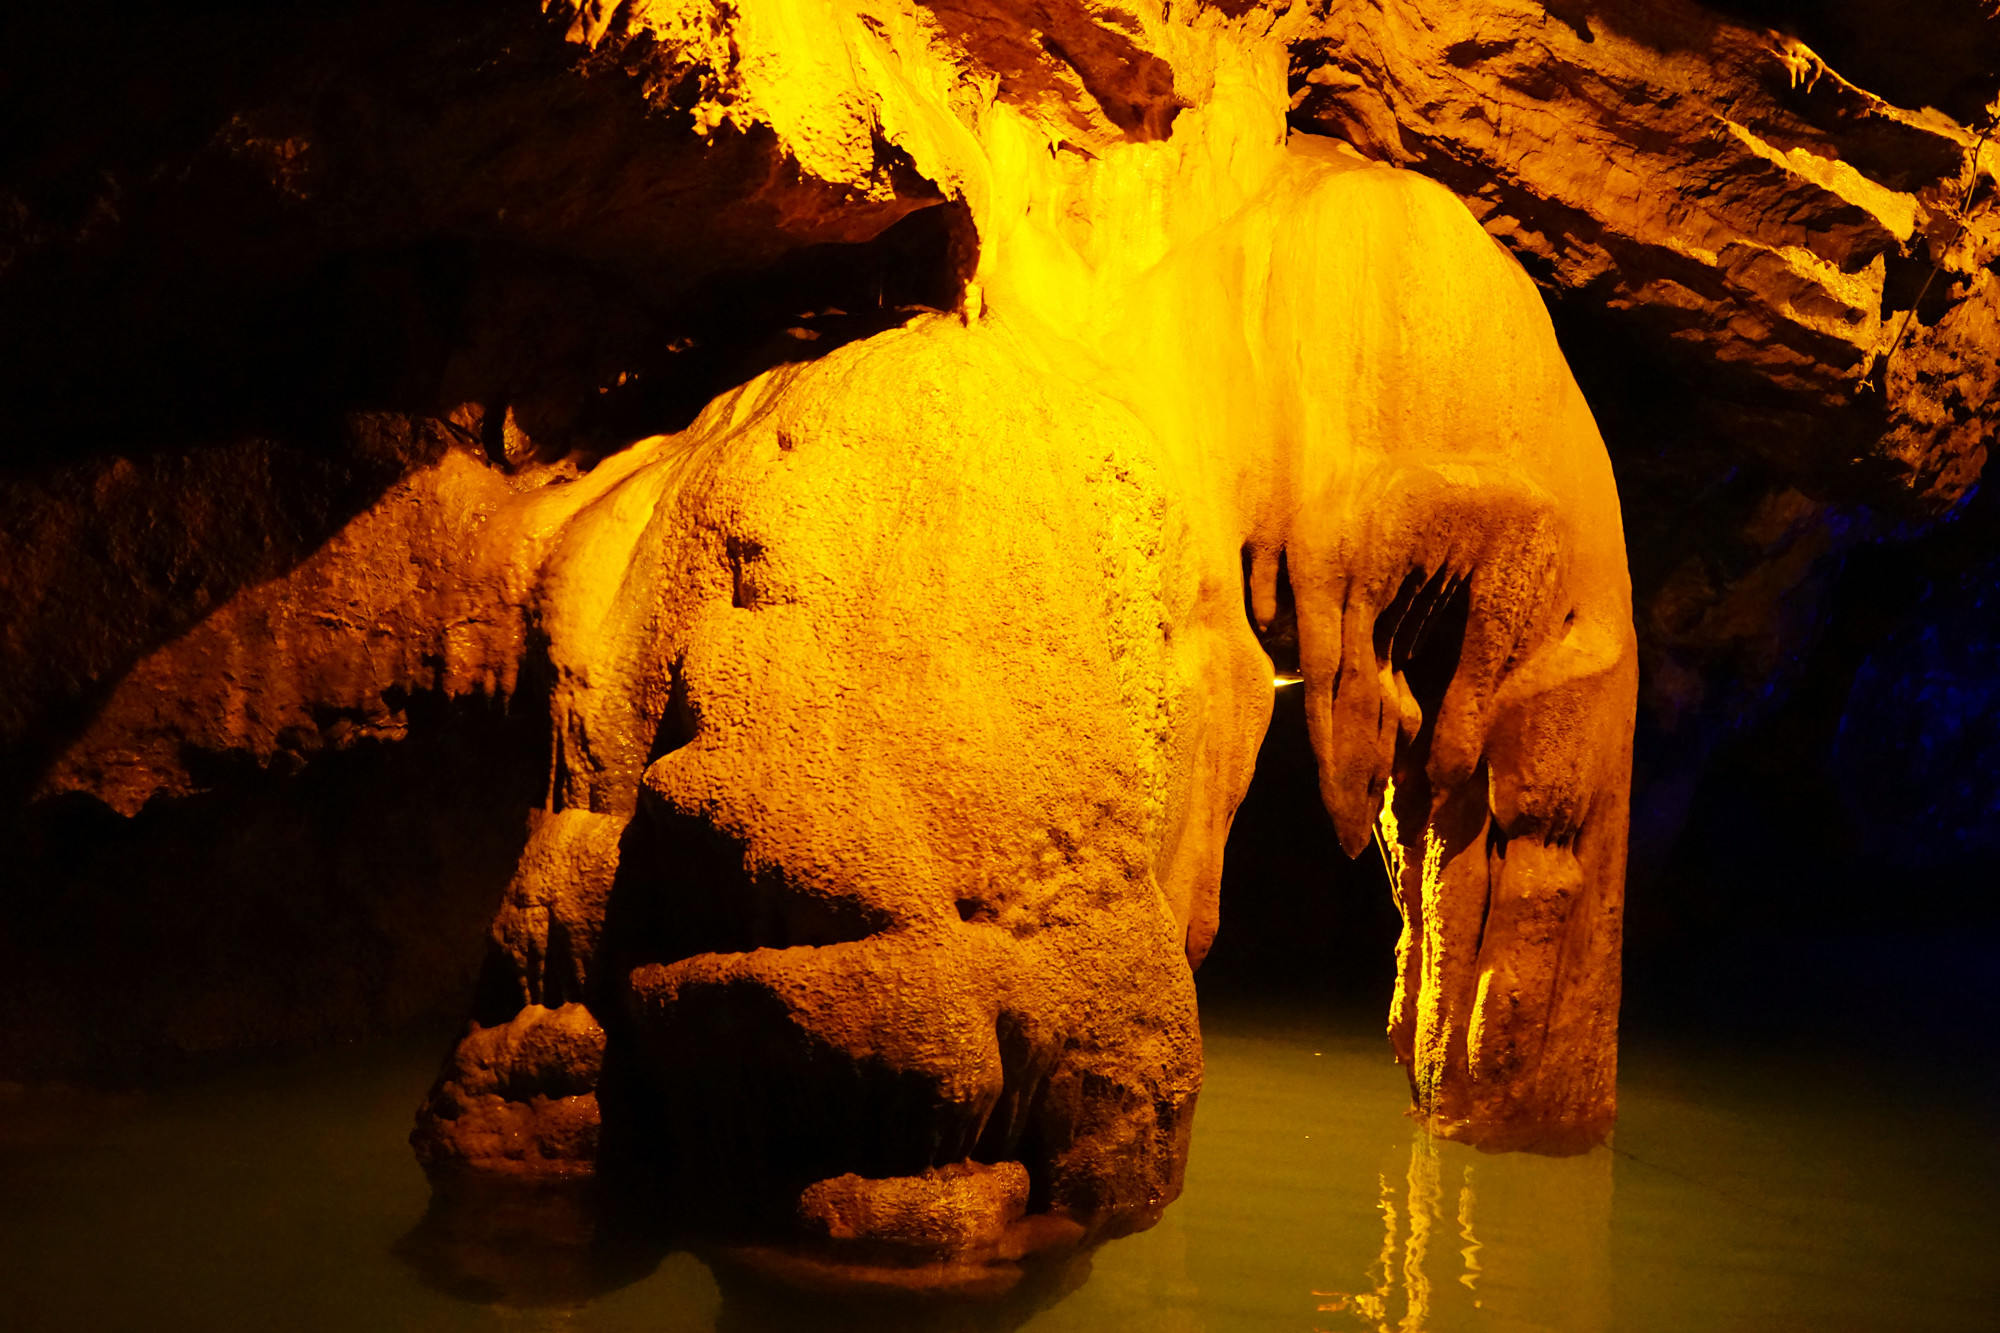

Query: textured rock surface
[1290,0,1997,509]
[1281,0,2000,885]
[388,35,1632,1283]
[0,0,967,1077]
[422,314,1222,1289]
[12,0,1623,1242]
[6,0,1994,1303]
[413,1002,607,1178]
[34,442,528,816]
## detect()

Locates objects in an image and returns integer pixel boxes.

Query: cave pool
[2,995,1991,1332]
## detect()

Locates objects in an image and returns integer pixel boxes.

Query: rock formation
[4,0,1994,1305]
[1280,0,2000,875]
[1292,0,1997,508]
[379,15,1625,1286]
[8,4,1641,1289]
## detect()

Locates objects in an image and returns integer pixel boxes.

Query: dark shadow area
[1196,683,1403,1011]
[705,1250,1095,1333]
[639,200,976,442]
[1703,0,2000,126]
[0,0,971,861]
[1620,518,2000,1062]
[0,688,545,1081]
[395,1173,666,1308]
[0,0,959,469]
[1552,297,2000,1063]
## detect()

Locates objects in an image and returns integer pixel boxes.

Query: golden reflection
[1311,1129,1610,1332]
[1456,1165,1481,1298]
[1400,1133,1438,1331]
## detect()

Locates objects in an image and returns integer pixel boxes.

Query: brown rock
[33,437,528,816]
[486,809,626,1010]
[799,1161,1031,1256]
[1287,0,1997,511]
[727,1158,1079,1298]
[412,1002,607,1178]
[10,1,1660,1292]
[412,145,1631,1272]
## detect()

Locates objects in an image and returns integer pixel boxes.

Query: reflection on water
[0,1002,1993,1332]
[1309,1130,1611,1333]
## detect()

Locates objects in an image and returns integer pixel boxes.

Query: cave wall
[3,0,1996,1079]
[0,0,969,1077]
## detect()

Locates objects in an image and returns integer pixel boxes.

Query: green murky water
[2,1000,1991,1332]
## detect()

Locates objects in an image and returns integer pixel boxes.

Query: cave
[2,1,1996,1330]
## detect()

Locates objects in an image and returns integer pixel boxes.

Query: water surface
[2,1000,1990,1332]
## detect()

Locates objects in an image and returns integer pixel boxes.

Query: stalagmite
[23,0,1639,1295]
[404,14,1634,1287]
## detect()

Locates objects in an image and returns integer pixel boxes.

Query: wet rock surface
[1279,0,2000,919]
[1290,0,1996,509]
[1,0,1995,1305]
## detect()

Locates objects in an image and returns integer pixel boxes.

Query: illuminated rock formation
[391,18,1636,1287]
[1291,0,1999,510]
[1283,1,1999,857]
[19,0,1996,1302]
[9,0,1992,1094]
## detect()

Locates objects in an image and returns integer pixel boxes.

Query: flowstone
[22,2,1639,1300]
[406,48,1636,1289]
